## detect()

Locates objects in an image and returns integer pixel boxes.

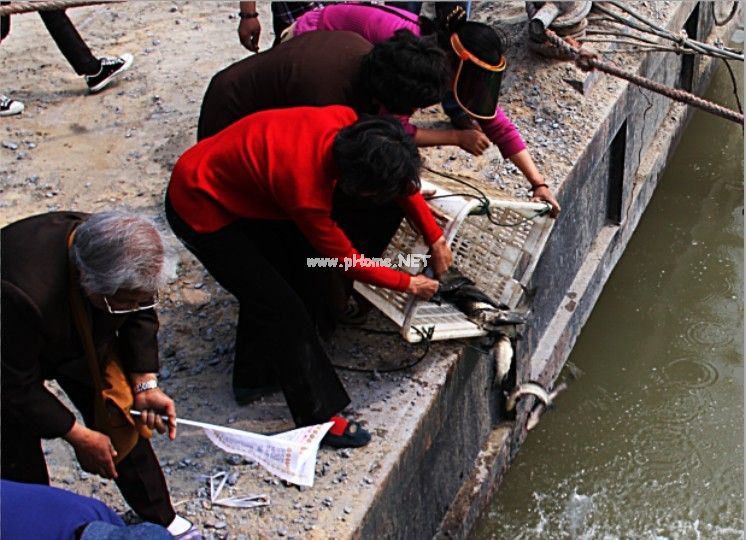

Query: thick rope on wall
[0,0,123,16]
[544,29,744,125]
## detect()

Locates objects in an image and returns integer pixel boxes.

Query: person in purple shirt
[0,480,179,539]
[288,3,561,216]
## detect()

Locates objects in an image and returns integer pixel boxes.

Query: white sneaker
[0,95,24,116]
[85,53,134,93]
[167,515,203,539]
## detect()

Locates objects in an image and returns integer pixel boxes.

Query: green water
[472,60,744,538]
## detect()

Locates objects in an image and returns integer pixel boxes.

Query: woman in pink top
[291,3,422,43]
[288,4,561,216]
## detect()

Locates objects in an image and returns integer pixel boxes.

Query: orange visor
[450,33,507,120]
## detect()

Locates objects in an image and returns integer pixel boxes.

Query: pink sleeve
[479,105,526,159]
[378,106,417,138]
[292,8,323,37]
[362,6,421,43]
[301,4,420,44]
[399,117,417,138]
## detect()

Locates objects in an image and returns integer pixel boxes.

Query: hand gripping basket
[353,168,556,342]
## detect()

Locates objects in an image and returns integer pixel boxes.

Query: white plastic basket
[353,169,555,343]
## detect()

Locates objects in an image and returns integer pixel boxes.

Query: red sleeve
[292,208,412,291]
[395,192,443,245]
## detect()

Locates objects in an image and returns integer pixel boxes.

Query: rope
[592,2,743,62]
[579,38,697,53]
[332,326,434,373]
[0,0,122,16]
[543,29,745,125]
[711,1,739,27]
[721,58,743,114]
[422,165,550,227]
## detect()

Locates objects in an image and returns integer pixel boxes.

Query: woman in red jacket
[166,105,451,448]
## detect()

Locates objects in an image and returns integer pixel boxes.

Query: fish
[494,334,512,386]
[526,382,568,431]
[525,406,543,432]
[505,382,551,412]
[505,381,567,410]
[432,269,527,330]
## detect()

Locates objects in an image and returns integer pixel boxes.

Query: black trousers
[0,375,175,526]
[165,191,403,426]
[38,10,100,76]
[0,10,98,75]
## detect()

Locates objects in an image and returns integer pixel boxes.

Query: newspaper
[203,422,334,487]
[206,471,270,509]
[130,410,333,487]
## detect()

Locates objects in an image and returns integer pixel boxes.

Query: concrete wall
[526,2,707,363]
[356,347,499,540]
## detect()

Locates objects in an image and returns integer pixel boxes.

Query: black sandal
[322,420,372,448]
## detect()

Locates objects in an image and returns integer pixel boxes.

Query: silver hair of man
[72,212,176,296]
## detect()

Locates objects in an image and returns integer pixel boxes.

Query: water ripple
[663,356,720,389]
[630,422,702,477]
[701,274,739,304]
[685,320,734,348]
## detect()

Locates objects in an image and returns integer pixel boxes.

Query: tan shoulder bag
[67,230,151,464]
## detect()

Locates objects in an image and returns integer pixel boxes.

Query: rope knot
[576,49,598,72]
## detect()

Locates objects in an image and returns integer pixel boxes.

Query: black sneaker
[85,53,133,93]
[0,94,24,116]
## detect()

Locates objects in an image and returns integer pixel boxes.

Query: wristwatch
[238,11,259,19]
[133,379,158,394]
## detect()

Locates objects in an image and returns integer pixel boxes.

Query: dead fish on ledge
[432,269,527,331]
[494,334,513,386]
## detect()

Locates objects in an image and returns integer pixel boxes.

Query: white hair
[72,212,176,296]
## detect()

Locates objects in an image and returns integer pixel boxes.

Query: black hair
[361,29,450,115]
[333,115,421,204]
[435,4,468,49]
[418,15,436,37]
[453,21,505,65]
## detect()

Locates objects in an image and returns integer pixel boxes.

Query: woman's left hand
[531,185,561,218]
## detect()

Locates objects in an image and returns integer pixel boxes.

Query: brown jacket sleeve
[116,309,160,373]
[1,281,76,439]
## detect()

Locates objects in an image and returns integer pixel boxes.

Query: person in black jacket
[1,211,199,539]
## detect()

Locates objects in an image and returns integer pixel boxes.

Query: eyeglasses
[103,293,159,315]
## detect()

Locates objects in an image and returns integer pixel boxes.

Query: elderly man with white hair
[1,212,201,540]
